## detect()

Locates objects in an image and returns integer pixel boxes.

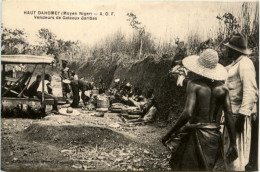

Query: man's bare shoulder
[188,79,226,90]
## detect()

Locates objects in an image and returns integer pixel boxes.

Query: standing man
[61,60,71,98]
[223,33,258,171]
[70,79,94,108]
[162,49,238,170]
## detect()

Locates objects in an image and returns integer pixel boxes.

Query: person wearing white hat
[223,33,258,171]
[162,49,238,170]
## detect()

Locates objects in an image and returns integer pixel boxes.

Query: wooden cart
[1,55,66,116]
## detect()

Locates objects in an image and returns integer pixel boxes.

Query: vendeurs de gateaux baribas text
[24,11,115,20]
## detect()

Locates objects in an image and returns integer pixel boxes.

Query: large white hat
[182,49,227,81]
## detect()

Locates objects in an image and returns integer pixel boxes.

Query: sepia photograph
[1,1,259,171]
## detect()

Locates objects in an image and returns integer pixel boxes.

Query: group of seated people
[3,60,157,118]
[109,78,157,121]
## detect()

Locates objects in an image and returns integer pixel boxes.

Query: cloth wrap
[169,123,225,171]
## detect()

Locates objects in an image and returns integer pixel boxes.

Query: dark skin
[227,47,247,133]
[162,78,238,163]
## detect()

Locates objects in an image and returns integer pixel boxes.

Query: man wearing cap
[120,82,133,105]
[223,33,258,171]
[109,79,122,103]
[162,49,238,170]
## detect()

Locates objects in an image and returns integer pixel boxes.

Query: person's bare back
[162,49,238,170]
[189,79,227,124]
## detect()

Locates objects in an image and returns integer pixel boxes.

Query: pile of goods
[110,103,143,120]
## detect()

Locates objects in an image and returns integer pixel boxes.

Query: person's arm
[238,58,258,116]
[68,68,71,79]
[46,82,53,94]
[162,81,197,143]
[223,88,238,163]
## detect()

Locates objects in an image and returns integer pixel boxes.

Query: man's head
[45,74,52,82]
[224,33,251,60]
[62,60,68,68]
[147,88,154,98]
[125,83,132,91]
[36,75,41,82]
[114,78,120,85]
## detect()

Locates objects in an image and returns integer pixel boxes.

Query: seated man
[128,88,157,123]
[37,74,59,114]
[27,75,41,98]
[162,49,238,170]
[109,78,121,95]
[128,87,146,108]
[120,82,133,105]
[98,78,106,94]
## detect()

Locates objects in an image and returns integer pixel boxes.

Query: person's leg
[71,85,80,108]
[51,96,59,112]
[246,113,258,171]
[61,82,66,97]
[81,87,87,106]
[43,93,59,112]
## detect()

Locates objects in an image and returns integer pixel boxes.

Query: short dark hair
[36,75,41,79]
[45,74,51,80]
[147,88,154,98]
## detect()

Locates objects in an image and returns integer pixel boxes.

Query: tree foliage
[1,25,29,55]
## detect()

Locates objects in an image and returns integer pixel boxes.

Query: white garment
[223,116,251,171]
[225,55,258,116]
[37,80,50,93]
[224,55,258,171]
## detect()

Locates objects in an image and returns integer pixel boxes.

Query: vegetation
[1,2,258,120]
[2,2,258,64]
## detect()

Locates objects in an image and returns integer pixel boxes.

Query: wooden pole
[41,64,46,108]
[2,63,5,86]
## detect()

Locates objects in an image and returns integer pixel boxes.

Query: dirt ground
[1,110,172,171]
[1,71,173,171]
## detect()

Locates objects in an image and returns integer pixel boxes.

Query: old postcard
[1,1,259,171]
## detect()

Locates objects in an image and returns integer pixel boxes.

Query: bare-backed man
[162,49,238,171]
